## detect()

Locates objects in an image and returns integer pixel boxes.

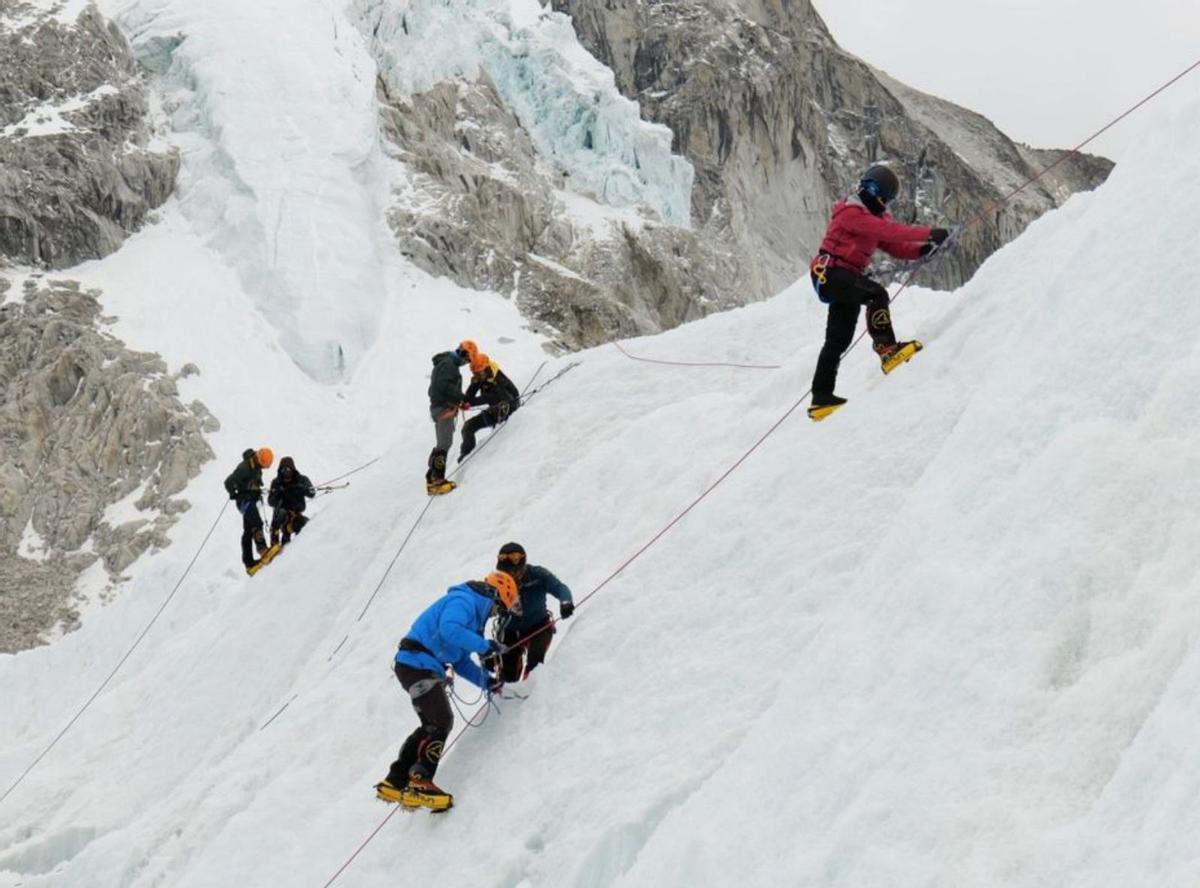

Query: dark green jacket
[428,352,465,409]
[224,458,263,502]
[508,565,573,634]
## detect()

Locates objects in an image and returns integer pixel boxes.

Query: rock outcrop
[550,0,1113,293]
[0,1,178,268]
[376,74,745,348]
[0,277,217,652]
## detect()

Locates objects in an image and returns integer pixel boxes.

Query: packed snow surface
[3,4,1200,886]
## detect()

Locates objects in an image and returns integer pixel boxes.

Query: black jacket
[268,471,315,512]
[464,366,520,412]
[428,352,466,409]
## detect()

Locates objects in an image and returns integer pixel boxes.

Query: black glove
[919,243,935,257]
[487,674,504,695]
[560,601,575,620]
[929,227,949,245]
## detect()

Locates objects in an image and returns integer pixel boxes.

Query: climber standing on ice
[458,348,521,463]
[224,447,276,574]
[425,341,472,496]
[375,571,520,811]
[807,164,948,421]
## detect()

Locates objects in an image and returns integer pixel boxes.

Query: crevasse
[353,0,694,227]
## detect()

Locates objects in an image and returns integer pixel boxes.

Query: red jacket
[814,196,932,274]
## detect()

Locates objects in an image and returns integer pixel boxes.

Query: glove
[919,242,935,257]
[459,401,472,412]
[929,227,949,245]
[487,675,504,696]
[560,601,575,620]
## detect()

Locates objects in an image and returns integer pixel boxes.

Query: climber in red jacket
[807,164,948,421]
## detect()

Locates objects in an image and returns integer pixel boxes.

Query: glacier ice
[353,0,694,227]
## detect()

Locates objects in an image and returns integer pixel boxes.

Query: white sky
[810,0,1200,160]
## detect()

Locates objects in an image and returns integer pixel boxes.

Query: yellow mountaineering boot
[807,394,847,422]
[246,543,283,576]
[375,779,407,804]
[876,340,923,375]
[400,776,453,811]
[426,479,457,496]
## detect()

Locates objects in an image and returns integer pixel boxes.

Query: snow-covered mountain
[0,0,1113,640]
[3,0,1200,873]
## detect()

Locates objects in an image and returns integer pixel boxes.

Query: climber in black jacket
[458,349,520,462]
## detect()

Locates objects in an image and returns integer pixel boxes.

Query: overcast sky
[809,0,1200,160]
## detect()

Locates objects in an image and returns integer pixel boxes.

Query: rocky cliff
[0,277,217,652]
[0,1,178,268]
[549,0,1112,295]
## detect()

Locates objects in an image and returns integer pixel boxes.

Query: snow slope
[3,9,1200,888]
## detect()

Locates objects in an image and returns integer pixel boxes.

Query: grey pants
[431,406,456,450]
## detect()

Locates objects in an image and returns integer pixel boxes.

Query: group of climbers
[217,161,946,811]
[425,338,521,495]
[223,449,315,575]
[374,541,573,810]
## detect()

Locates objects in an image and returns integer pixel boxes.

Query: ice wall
[353,0,694,227]
[106,0,388,383]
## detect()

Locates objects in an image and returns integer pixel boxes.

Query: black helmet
[860,164,900,205]
[496,541,527,575]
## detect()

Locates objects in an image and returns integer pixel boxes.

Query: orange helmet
[484,570,519,611]
[256,447,274,468]
[457,340,479,364]
[470,352,491,374]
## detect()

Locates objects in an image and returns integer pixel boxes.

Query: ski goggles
[498,551,526,567]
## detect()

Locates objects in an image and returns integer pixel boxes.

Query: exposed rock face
[550,0,1113,293]
[376,74,744,348]
[0,1,178,268]
[0,277,217,652]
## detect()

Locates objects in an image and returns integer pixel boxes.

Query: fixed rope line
[612,340,780,370]
[316,456,383,488]
[0,501,230,807]
[319,62,1200,885]
[972,56,1200,226]
[351,363,548,624]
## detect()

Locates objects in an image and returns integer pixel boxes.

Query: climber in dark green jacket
[224,447,274,571]
[425,343,470,495]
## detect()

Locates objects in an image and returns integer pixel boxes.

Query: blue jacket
[395,582,495,689]
[508,565,573,634]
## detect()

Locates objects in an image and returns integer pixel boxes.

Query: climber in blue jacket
[374,571,520,810]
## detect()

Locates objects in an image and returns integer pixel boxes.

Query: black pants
[500,616,555,683]
[387,663,453,785]
[459,402,514,459]
[239,500,266,567]
[810,267,896,398]
[270,508,307,545]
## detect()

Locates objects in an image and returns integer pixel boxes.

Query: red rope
[319,56,1200,887]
